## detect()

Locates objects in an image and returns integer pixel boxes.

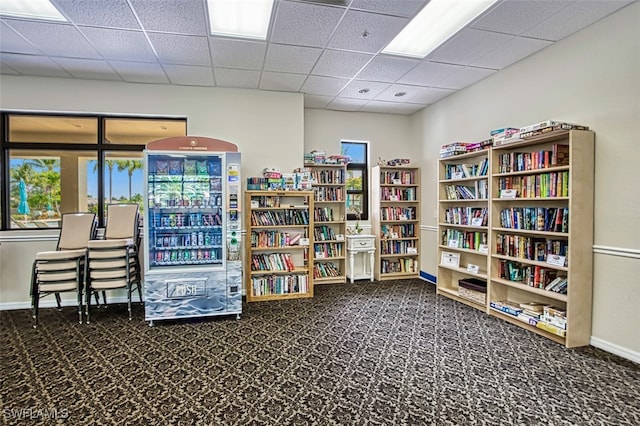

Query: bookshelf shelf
[245,190,314,302]
[307,164,347,284]
[372,165,421,280]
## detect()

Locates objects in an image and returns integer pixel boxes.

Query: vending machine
[143,137,242,324]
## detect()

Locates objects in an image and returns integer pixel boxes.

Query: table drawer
[347,236,375,250]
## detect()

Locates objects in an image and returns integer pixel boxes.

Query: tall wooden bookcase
[489,129,594,347]
[437,129,594,347]
[244,190,314,301]
[437,149,490,311]
[307,164,347,284]
[371,165,421,280]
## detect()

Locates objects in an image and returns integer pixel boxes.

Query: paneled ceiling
[0,0,635,115]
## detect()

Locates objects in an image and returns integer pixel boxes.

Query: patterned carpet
[1,279,638,425]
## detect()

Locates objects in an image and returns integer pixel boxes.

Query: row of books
[496,144,569,173]
[495,234,568,263]
[380,240,417,255]
[498,207,568,233]
[443,207,489,227]
[251,274,310,296]
[250,230,300,248]
[497,260,561,290]
[314,242,343,258]
[444,158,489,179]
[439,138,492,158]
[497,171,569,199]
[380,170,417,185]
[381,223,416,239]
[379,206,417,221]
[313,262,341,279]
[250,209,310,226]
[490,300,567,337]
[444,181,488,200]
[250,253,297,272]
[313,225,338,241]
[381,187,417,201]
[314,207,336,222]
[381,257,419,274]
[441,229,488,251]
[313,187,345,202]
[309,169,345,185]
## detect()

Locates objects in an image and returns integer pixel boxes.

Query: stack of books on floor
[490,300,567,337]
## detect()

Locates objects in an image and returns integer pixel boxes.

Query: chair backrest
[57,212,97,250]
[105,204,139,240]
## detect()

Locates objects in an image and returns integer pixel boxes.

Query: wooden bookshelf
[437,149,491,312]
[244,190,314,301]
[371,165,421,280]
[307,164,348,284]
[489,129,594,348]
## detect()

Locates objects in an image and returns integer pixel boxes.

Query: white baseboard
[590,336,640,364]
[1,296,135,311]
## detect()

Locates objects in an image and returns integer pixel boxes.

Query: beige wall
[414,2,640,358]
[0,78,304,306]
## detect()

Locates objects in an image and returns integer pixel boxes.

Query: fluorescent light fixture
[382,0,498,58]
[207,0,274,40]
[0,0,66,21]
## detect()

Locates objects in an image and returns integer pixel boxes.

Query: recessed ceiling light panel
[0,0,66,21]
[382,0,498,58]
[207,0,274,40]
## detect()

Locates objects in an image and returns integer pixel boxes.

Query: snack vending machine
[143,137,242,324]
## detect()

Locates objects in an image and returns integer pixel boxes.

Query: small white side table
[346,234,376,283]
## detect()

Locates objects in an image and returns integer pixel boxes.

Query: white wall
[414,2,640,358]
[0,78,304,306]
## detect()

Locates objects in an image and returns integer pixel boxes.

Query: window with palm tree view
[341,141,369,221]
[2,113,186,230]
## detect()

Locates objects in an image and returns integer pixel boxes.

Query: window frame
[341,140,369,221]
[0,111,187,230]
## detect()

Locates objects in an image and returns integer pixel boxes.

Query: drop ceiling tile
[108,60,169,84]
[164,64,214,86]
[4,21,101,59]
[129,0,207,35]
[0,53,71,78]
[350,0,429,18]
[355,55,420,82]
[398,62,464,86]
[471,36,552,69]
[304,94,334,109]
[260,71,307,92]
[147,33,211,66]
[54,0,141,29]
[271,1,345,47]
[52,57,122,81]
[311,49,373,78]
[375,83,429,103]
[337,80,390,99]
[214,68,260,89]
[328,10,408,53]
[522,0,634,41]
[328,98,368,112]
[434,66,496,90]
[79,27,157,62]
[301,75,349,96]
[471,0,570,36]
[264,44,322,74]
[0,21,41,55]
[210,38,266,70]
[428,28,513,66]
